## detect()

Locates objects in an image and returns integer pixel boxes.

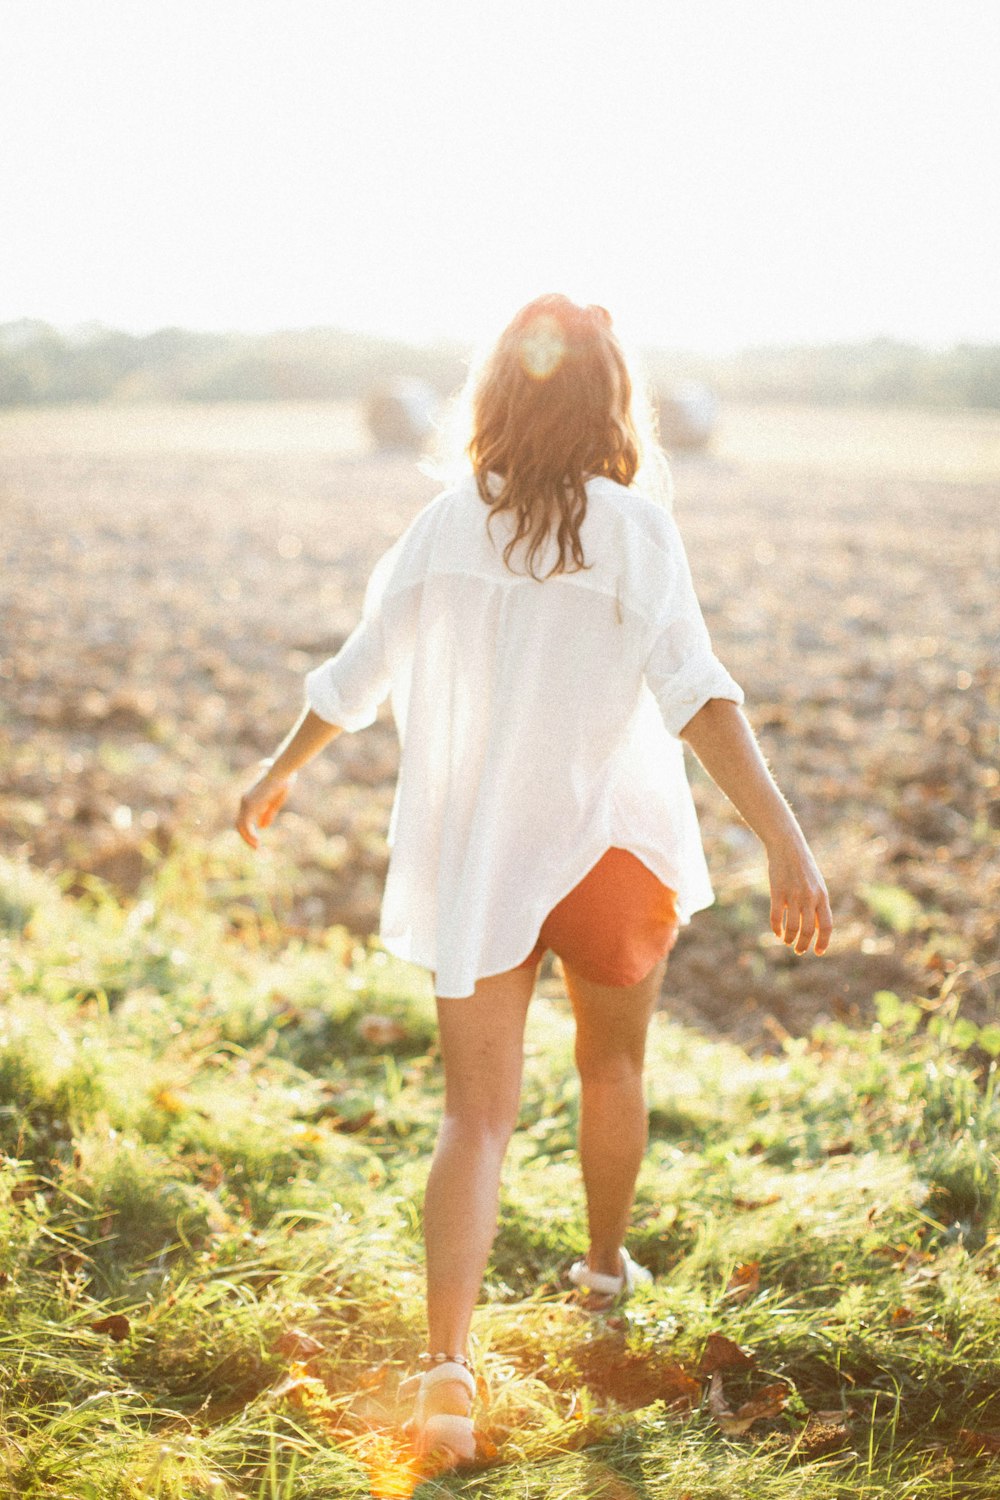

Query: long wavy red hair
[467,294,643,580]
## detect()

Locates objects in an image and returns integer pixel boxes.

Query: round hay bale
[657,382,717,451]
[364,377,438,452]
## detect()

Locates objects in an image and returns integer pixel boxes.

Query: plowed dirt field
[2,400,997,1045]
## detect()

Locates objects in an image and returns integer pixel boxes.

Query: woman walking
[236,294,832,1469]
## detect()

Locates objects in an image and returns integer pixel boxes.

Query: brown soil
[1,407,996,1048]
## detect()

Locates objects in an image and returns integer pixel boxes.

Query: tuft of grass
[2,842,1000,1497]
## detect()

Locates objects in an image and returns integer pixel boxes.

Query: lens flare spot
[519,315,566,380]
[360,1433,423,1497]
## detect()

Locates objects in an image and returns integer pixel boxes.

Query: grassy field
[4,847,1000,1497]
[1,399,998,1494]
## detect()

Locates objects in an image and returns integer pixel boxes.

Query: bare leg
[420,962,536,1415]
[564,959,666,1280]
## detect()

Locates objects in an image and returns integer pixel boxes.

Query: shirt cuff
[654,658,745,738]
[304,661,379,733]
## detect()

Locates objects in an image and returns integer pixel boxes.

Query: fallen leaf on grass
[274,1326,324,1359]
[708,1371,790,1436]
[870,1241,919,1263]
[270,1361,329,1407]
[358,1014,408,1046]
[871,1241,939,1275]
[957,1428,1000,1458]
[732,1194,781,1211]
[200,1158,224,1189]
[697,1333,755,1374]
[51,1249,86,1273]
[90,1313,130,1341]
[657,1362,702,1410]
[333,1109,378,1133]
[724,1261,761,1303]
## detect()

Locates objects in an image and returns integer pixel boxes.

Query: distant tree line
[643,340,1000,410]
[0,322,469,406]
[0,319,997,409]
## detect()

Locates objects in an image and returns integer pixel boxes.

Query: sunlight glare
[519,315,567,380]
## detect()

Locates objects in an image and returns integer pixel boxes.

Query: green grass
[2,844,1000,1498]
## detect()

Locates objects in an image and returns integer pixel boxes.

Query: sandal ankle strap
[418,1351,473,1370]
[415,1359,476,1397]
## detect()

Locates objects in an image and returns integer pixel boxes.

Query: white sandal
[567,1246,653,1303]
[399,1358,477,1467]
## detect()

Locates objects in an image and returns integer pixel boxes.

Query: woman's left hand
[236,766,296,850]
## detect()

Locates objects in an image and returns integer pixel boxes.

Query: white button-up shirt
[305,472,744,997]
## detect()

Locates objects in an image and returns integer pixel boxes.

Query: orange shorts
[517,847,679,987]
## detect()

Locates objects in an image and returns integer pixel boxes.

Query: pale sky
[2,0,998,353]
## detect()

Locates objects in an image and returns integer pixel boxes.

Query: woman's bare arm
[679,698,833,955]
[236,707,342,849]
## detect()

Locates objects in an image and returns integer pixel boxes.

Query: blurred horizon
[3,1,999,356]
[6,312,1000,358]
[3,315,999,411]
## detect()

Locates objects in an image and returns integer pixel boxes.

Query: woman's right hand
[766,834,833,955]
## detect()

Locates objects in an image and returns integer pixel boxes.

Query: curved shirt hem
[377,839,717,999]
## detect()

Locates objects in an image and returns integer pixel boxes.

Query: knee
[441,1098,519,1149]
[574,1040,645,1091]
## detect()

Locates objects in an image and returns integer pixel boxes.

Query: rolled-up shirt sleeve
[643,518,744,738]
[304,541,399,732]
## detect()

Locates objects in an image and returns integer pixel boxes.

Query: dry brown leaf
[358,1014,408,1046]
[335,1109,378,1133]
[732,1194,781,1211]
[957,1428,1000,1458]
[657,1362,702,1410]
[707,1372,734,1421]
[274,1326,324,1359]
[709,1371,790,1436]
[201,1159,224,1190]
[697,1332,755,1375]
[872,1241,936,1273]
[724,1260,761,1304]
[90,1313,130,1341]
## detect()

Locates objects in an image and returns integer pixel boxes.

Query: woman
[236,293,832,1468]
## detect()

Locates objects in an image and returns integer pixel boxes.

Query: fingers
[257,786,288,828]
[771,888,833,955]
[236,798,259,849]
[793,907,815,955]
[815,889,834,955]
[236,775,294,848]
